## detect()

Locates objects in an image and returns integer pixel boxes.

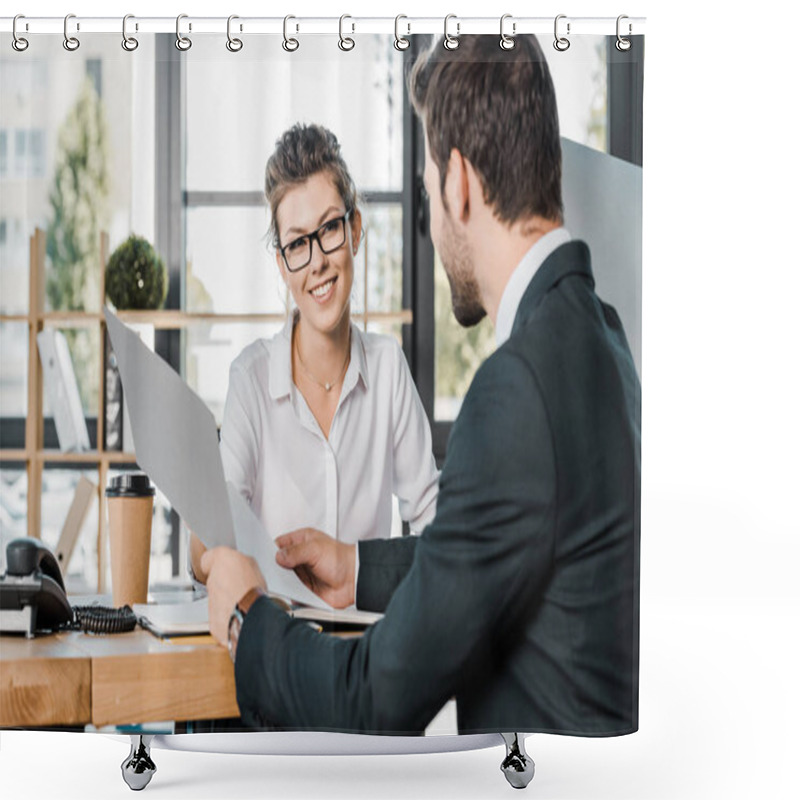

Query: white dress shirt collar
[268,311,369,400]
[495,227,572,347]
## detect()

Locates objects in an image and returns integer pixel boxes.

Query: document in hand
[104,307,329,610]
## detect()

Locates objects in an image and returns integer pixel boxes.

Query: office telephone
[0,538,136,636]
[0,537,73,636]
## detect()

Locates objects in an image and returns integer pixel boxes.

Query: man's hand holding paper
[275,528,355,609]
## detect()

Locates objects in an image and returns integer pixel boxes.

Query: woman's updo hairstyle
[265,123,358,249]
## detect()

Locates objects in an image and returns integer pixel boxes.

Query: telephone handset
[0,538,138,637]
[0,537,74,636]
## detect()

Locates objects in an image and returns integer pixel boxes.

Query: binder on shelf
[36,329,91,453]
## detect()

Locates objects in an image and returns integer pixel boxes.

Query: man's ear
[444,148,470,223]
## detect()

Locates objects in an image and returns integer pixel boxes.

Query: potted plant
[105,234,168,311]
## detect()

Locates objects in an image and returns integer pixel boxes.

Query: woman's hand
[275,528,355,609]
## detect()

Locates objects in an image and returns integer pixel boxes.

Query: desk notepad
[133,598,211,637]
[133,597,381,639]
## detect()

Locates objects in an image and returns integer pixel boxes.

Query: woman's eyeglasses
[278,209,353,273]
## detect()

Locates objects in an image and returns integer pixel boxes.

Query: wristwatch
[227,587,266,663]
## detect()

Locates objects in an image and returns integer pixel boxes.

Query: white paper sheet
[104,307,236,549]
[226,483,331,610]
[105,307,334,610]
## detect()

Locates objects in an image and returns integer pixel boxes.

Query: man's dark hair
[409,35,563,225]
[265,123,357,248]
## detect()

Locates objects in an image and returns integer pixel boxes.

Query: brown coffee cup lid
[106,473,156,497]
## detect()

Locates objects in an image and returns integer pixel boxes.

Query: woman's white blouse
[220,317,439,554]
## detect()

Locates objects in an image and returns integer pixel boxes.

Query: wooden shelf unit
[1,229,109,589]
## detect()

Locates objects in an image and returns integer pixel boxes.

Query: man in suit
[203,34,640,743]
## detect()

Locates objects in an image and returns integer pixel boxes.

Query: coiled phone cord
[70,604,138,634]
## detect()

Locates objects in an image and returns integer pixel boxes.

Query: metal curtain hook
[616,14,632,51]
[283,15,299,52]
[339,14,355,51]
[554,14,570,52]
[122,14,139,51]
[499,14,516,50]
[175,13,192,51]
[226,15,243,52]
[443,14,459,51]
[63,13,80,51]
[394,15,410,51]
[12,14,29,52]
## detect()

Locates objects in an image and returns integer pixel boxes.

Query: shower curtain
[0,12,643,756]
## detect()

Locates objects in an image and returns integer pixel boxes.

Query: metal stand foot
[121,735,157,791]
[500,733,535,789]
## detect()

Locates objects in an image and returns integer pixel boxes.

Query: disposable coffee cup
[106,473,156,608]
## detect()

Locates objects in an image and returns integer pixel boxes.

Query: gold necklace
[294,328,351,392]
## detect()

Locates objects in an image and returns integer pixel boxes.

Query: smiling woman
[276,174,359,355]
[277,173,359,434]
[189,123,439,586]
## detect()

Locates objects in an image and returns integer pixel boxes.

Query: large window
[409,36,643,457]
[0,36,155,409]
[0,36,156,585]
[179,35,407,422]
[431,35,610,423]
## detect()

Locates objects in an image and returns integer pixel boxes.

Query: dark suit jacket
[235,240,640,736]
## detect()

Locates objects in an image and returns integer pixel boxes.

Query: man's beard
[440,213,486,328]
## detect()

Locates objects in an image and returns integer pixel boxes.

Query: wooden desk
[0,628,239,728]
